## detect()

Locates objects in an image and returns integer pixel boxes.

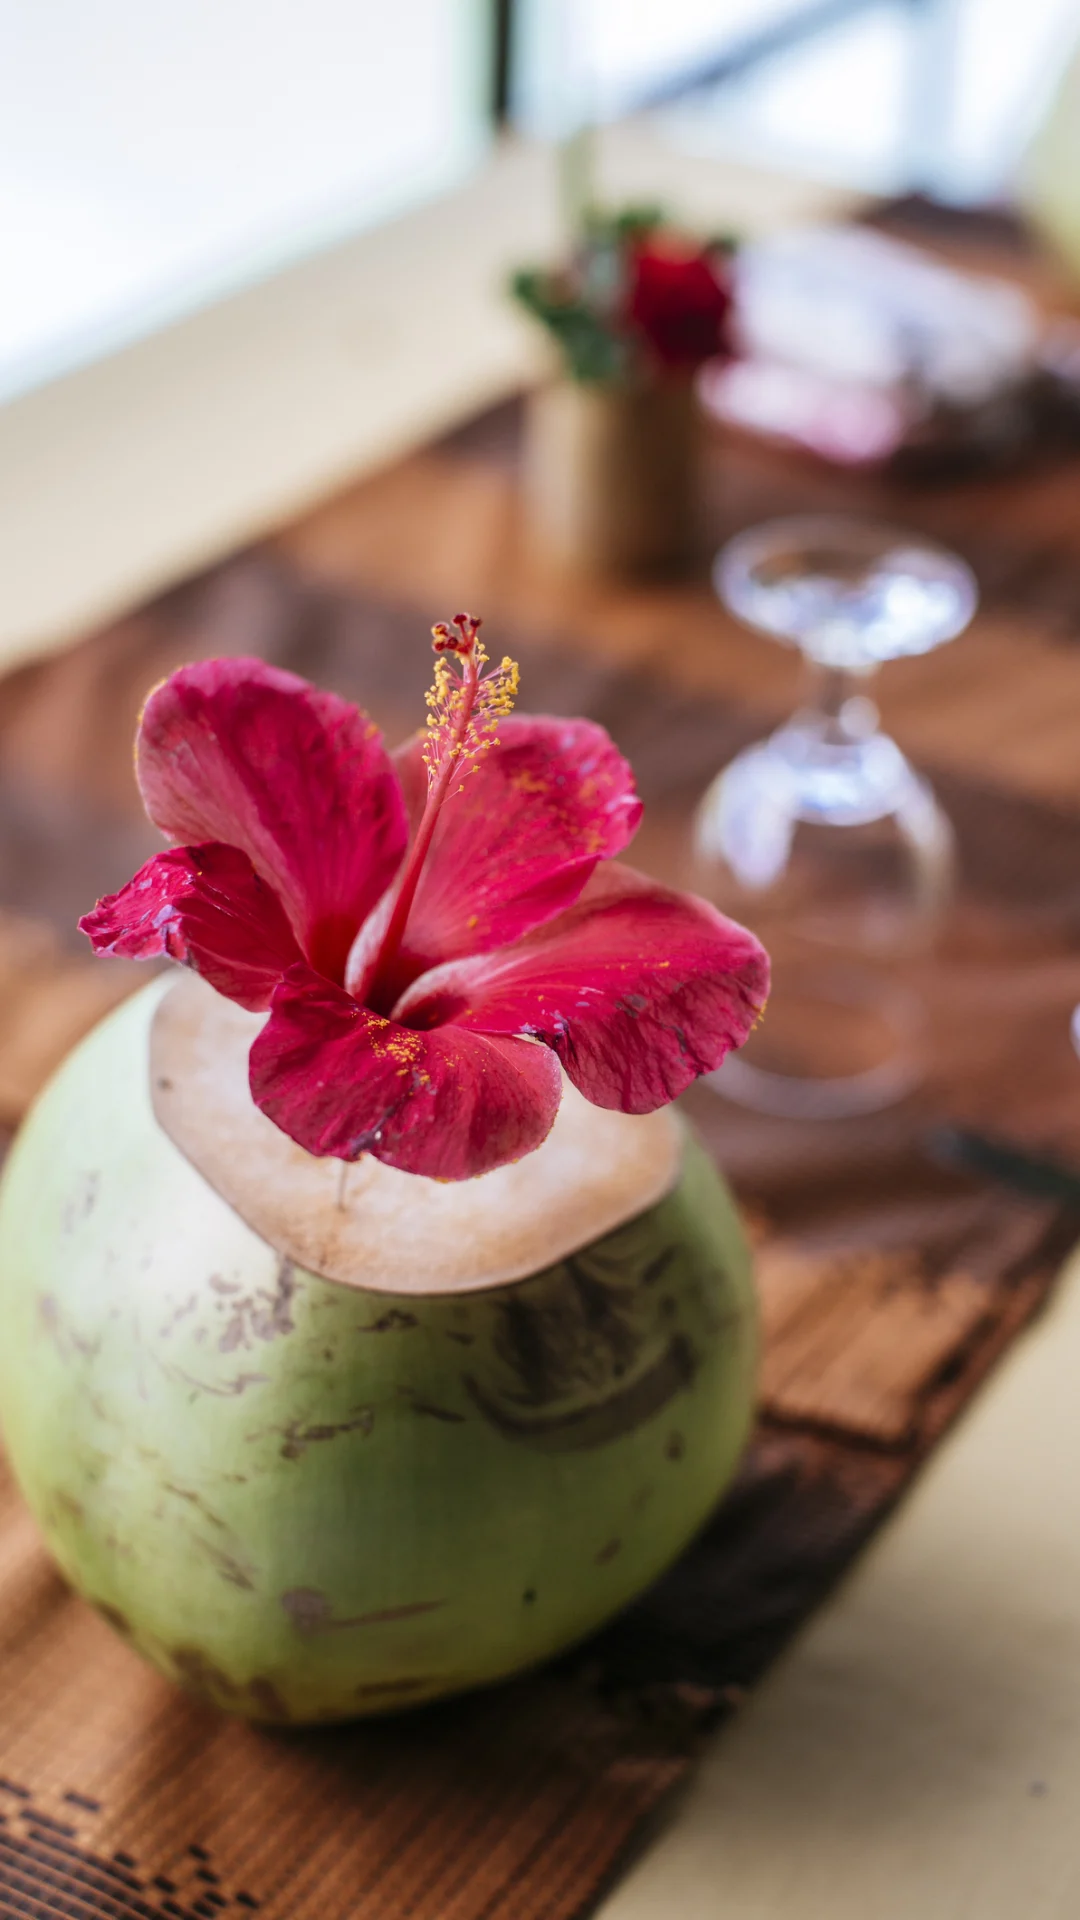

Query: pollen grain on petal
[365,1021,425,1066]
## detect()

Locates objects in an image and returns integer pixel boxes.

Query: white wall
[0,0,488,400]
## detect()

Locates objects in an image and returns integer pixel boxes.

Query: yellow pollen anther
[362,612,518,999]
[422,617,519,797]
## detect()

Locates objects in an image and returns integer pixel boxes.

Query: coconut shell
[0,974,756,1720]
[150,973,682,1297]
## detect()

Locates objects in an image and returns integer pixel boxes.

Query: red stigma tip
[432,611,482,657]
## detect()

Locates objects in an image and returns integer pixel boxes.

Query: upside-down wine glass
[695,514,977,1118]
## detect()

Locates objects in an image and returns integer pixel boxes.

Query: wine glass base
[710,964,924,1119]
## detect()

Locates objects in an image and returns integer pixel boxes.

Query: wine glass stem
[803,660,878,743]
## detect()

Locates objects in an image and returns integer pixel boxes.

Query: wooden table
[2,386,1076,1917]
[599,1237,1080,1918]
[3,151,1080,1917]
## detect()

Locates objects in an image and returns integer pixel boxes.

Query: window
[0,0,490,402]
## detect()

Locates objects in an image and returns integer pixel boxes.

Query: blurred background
[3,0,1078,404]
[3,1,1080,1069]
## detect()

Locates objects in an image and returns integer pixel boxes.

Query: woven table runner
[3,236,1080,1912]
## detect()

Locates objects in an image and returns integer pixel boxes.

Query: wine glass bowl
[714,515,978,669]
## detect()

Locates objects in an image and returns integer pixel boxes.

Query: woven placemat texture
[3,349,1080,1915]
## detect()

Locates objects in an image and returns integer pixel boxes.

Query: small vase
[0,976,756,1724]
[523,375,702,578]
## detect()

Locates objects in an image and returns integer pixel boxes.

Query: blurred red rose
[628,244,733,370]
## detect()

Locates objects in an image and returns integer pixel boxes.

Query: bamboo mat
[3,222,1080,1915]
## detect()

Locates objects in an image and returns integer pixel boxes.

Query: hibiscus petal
[395,863,769,1113]
[80,844,303,1011]
[249,967,562,1178]
[382,715,642,981]
[137,658,408,983]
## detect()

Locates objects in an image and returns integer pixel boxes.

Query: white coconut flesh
[150,971,682,1297]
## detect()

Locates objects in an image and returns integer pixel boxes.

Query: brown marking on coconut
[217,1316,249,1355]
[358,1309,418,1333]
[60,1171,100,1234]
[277,1408,374,1461]
[254,1260,297,1339]
[406,1400,465,1424]
[192,1536,257,1592]
[248,1677,291,1721]
[354,1676,436,1699]
[172,1647,241,1702]
[641,1249,679,1287]
[351,1601,447,1627]
[94,1602,131,1638]
[160,1292,198,1337]
[486,1249,665,1420]
[281,1588,330,1634]
[50,1490,85,1525]
[69,1318,102,1360]
[189,1670,288,1722]
[565,1259,645,1378]
[281,1590,447,1635]
[212,1260,298,1354]
[168,1367,270,1399]
[150,973,682,1296]
[665,1430,686,1461]
[37,1294,100,1361]
[462,1334,700,1452]
[595,1538,622,1563]
[163,1483,230,1529]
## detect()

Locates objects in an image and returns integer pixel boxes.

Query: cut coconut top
[150,973,683,1296]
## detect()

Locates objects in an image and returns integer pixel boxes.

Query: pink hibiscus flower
[81,616,768,1180]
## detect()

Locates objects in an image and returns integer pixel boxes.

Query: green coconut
[0,974,757,1724]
